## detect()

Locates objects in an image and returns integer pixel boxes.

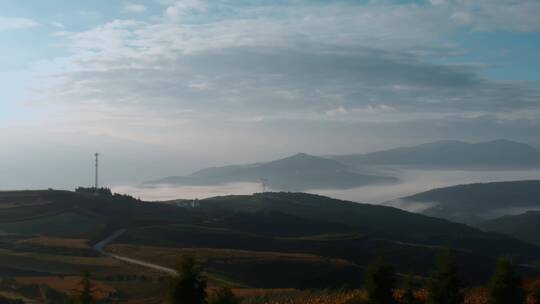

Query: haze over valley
[116,140,540,207]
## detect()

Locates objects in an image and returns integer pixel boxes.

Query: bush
[76,270,94,304]
[529,284,540,304]
[0,297,24,304]
[400,280,421,304]
[427,249,465,304]
[365,257,397,304]
[39,284,69,303]
[488,258,525,304]
[208,287,241,304]
[167,255,207,304]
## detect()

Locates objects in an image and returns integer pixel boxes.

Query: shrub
[488,259,525,304]
[529,284,540,304]
[208,287,241,304]
[167,255,207,304]
[76,270,94,304]
[365,257,397,304]
[427,249,465,304]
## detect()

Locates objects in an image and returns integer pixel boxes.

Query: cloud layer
[37,0,538,126]
[2,0,540,188]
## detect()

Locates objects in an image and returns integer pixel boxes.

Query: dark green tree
[488,258,525,304]
[427,249,465,304]
[208,287,240,304]
[167,255,207,304]
[77,270,94,304]
[365,257,397,304]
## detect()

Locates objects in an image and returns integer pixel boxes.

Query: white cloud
[0,17,38,31]
[51,21,65,28]
[23,0,540,145]
[123,2,147,13]
[326,105,397,120]
[450,11,472,25]
[165,0,206,20]
[441,0,540,32]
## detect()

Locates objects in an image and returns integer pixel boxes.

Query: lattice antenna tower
[94,153,99,189]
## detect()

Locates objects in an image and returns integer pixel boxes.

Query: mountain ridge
[148,153,395,191]
[330,139,540,168]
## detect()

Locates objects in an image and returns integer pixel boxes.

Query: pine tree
[427,249,465,304]
[167,255,207,304]
[365,257,397,304]
[77,270,94,304]
[489,258,525,304]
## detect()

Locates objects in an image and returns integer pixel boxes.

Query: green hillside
[394,180,540,225]
[200,192,539,258]
[480,211,540,246]
[0,189,539,297]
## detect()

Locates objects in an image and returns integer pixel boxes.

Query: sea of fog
[113,169,540,205]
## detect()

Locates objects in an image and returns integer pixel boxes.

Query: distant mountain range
[147,153,396,191]
[330,139,540,168]
[148,139,540,191]
[387,180,540,225]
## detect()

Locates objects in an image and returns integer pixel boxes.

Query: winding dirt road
[93,229,177,276]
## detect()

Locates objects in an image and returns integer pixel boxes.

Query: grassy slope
[480,211,540,246]
[400,180,540,224]
[200,192,540,258]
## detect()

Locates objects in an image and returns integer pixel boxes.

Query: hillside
[1,189,540,301]
[147,153,396,191]
[198,192,540,259]
[388,180,540,225]
[331,139,540,169]
[480,211,540,246]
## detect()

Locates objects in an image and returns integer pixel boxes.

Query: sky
[1,0,540,189]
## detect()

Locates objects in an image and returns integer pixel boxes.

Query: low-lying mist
[113,169,540,208]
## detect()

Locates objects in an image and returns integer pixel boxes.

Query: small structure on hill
[76,187,112,197]
[174,199,200,208]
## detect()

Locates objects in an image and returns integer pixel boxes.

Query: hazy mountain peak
[481,139,535,148]
[148,152,394,190]
[417,140,466,147]
[263,153,347,171]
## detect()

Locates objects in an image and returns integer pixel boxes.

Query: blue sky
[1,0,540,188]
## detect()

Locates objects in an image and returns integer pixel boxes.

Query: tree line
[163,250,540,304]
[365,249,538,304]
[12,250,540,304]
